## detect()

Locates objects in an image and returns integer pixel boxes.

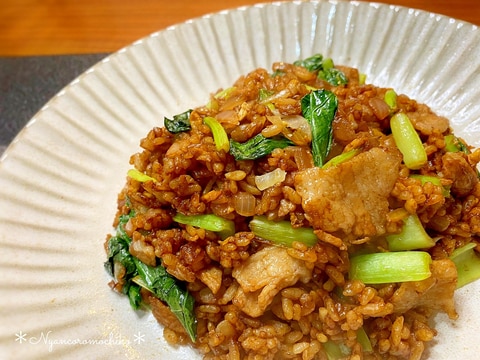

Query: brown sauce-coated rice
[106,58,480,359]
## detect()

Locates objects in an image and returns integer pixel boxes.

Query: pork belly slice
[295,147,402,241]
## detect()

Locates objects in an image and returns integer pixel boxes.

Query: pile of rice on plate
[104,54,480,360]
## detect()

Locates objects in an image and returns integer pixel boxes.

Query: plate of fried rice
[1,1,480,359]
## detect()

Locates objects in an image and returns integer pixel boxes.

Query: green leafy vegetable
[105,210,197,342]
[318,68,348,86]
[106,238,141,309]
[390,112,427,170]
[450,242,480,288]
[127,283,142,309]
[295,54,348,86]
[229,134,294,161]
[349,251,432,284]
[386,213,436,251]
[294,53,324,72]
[249,215,318,247]
[318,57,348,86]
[204,116,230,152]
[301,89,338,167]
[164,109,192,133]
[173,212,235,240]
[132,258,197,342]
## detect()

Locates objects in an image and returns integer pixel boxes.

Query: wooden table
[1,0,480,56]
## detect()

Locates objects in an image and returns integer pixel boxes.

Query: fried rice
[104,55,480,360]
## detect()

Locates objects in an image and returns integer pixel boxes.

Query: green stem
[390,113,427,170]
[249,215,318,247]
[349,251,432,284]
[386,213,435,251]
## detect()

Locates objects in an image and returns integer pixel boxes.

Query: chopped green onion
[349,251,432,284]
[249,215,318,247]
[390,113,427,170]
[409,174,450,197]
[204,116,229,152]
[322,148,360,169]
[386,213,435,251]
[173,213,235,240]
[450,242,480,288]
[127,169,157,183]
[384,89,397,110]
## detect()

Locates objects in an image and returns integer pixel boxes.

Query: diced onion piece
[291,147,314,170]
[255,168,286,190]
[390,113,427,170]
[233,192,257,216]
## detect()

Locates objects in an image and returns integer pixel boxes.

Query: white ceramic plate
[1,1,479,359]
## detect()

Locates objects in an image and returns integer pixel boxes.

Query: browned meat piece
[294,147,402,241]
[232,246,312,317]
[390,259,458,319]
[407,106,450,135]
[441,152,479,197]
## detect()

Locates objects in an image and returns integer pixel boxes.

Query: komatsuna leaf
[133,258,197,342]
[229,134,294,161]
[301,89,338,167]
[164,109,192,133]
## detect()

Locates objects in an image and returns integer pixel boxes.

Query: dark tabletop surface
[0,54,108,155]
